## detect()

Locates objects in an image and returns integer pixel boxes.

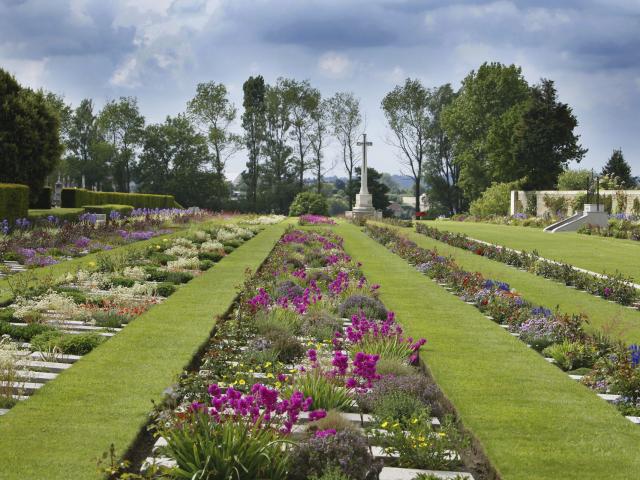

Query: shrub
[309,467,351,480]
[542,341,598,371]
[197,251,223,263]
[288,430,381,480]
[289,191,329,217]
[306,409,358,435]
[301,311,343,341]
[292,370,354,411]
[29,186,51,209]
[61,188,178,209]
[469,181,519,217]
[31,331,104,355]
[155,282,177,297]
[374,358,416,377]
[357,374,443,417]
[83,204,134,217]
[543,194,568,216]
[0,183,29,224]
[0,320,55,342]
[338,294,387,320]
[263,329,304,364]
[199,260,214,271]
[373,390,426,426]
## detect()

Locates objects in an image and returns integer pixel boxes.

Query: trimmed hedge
[83,204,134,217]
[0,183,29,224]
[61,188,180,209]
[29,186,52,209]
[28,208,84,223]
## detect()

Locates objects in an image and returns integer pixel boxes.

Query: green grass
[422,220,640,280]
[0,222,289,480]
[372,221,640,345]
[336,222,640,480]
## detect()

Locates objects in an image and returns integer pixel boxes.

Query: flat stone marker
[379,467,474,480]
[0,409,9,416]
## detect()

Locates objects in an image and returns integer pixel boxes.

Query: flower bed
[366,223,640,421]
[298,214,337,226]
[0,209,222,275]
[415,223,638,307]
[0,222,262,411]
[135,229,477,480]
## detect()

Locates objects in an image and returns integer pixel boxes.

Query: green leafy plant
[291,370,353,411]
[542,341,598,371]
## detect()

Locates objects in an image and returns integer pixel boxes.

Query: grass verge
[372,221,640,345]
[422,220,640,280]
[0,221,288,480]
[336,221,640,480]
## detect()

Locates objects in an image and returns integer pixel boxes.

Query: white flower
[123,266,149,281]
[167,257,200,271]
[200,240,224,253]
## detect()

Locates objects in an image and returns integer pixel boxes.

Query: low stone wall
[510,190,640,217]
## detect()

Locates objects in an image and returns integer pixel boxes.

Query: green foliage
[543,194,568,216]
[289,191,329,216]
[0,69,62,200]
[61,188,177,209]
[557,169,591,190]
[0,183,29,223]
[469,181,519,217]
[373,391,426,425]
[291,370,354,411]
[0,320,55,342]
[308,466,351,480]
[602,149,635,188]
[159,411,291,480]
[30,186,52,209]
[83,204,134,217]
[28,208,84,223]
[633,198,640,217]
[542,341,597,371]
[155,282,177,297]
[30,331,104,355]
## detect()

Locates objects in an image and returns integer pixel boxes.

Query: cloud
[1,57,48,88]
[318,52,352,78]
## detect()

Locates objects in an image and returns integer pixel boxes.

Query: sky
[1,0,639,181]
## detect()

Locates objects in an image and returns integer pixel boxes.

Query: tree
[328,92,362,209]
[0,68,62,199]
[186,82,240,178]
[382,78,432,218]
[602,149,634,188]
[309,99,332,193]
[136,115,227,209]
[261,79,296,213]
[557,169,592,190]
[442,62,530,201]
[282,79,320,190]
[500,79,587,189]
[241,76,266,210]
[351,167,390,211]
[98,97,145,192]
[423,84,461,215]
[288,191,328,216]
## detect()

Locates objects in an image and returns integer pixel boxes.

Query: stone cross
[357,133,372,195]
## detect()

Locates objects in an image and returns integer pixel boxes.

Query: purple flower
[314,428,337,438]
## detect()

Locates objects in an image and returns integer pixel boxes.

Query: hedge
[29,186,52,209]
[83,204,134,217]
[28,208,84,223]
[61,188,180,209]
[0,183,29,224]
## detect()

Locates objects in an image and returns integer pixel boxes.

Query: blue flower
[629,344,640,368]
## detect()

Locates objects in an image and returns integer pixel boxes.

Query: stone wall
[510,190,640,217]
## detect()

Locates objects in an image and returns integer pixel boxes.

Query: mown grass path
[371,222,640,345]
[336,222,640,480]
[422,220,640,280]
[0,222,288,480]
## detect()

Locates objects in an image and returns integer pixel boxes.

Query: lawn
[372,221,640,345]
[422,220,640,280]
[336,222,640,480]
[0,221,288,480]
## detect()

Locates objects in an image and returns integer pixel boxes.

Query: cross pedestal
[346,133,381,220]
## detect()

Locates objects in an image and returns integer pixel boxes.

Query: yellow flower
[162,238,168,242]
[438,432,446,437]
[264,362,272,367]
[289,368,297,373]
[266,373,274,379]
[419,442,427,447]
[238,379,246,385]
[381,421,389,428]
[155,245,161,250]
[88,261,96,268]
[411,418,418,424]
[275,382,282,388]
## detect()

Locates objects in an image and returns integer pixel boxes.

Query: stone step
[626,416,640,424]
[141,456,177,472]
[27,352,82,364]
[15,370,58,383]
[10,322,120,335]
[379,467,474,480]
[0,409,9,416]
[0,381,44,395]
[568,374,584,381]
[16,359,72,373]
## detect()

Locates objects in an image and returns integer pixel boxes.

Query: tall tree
[262,79,295,213]
[0,68,62,199]
[309,99,331,193]
[442,62,530,201]
[491,79,587,189]
[382,78,432,218]
[186,82,240,178]
[282,78,320,190]
[98,97,145,192]
[602,149,634,188]
[328,92,361,209]
[241,76,266,210]
[423,84,461,214]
